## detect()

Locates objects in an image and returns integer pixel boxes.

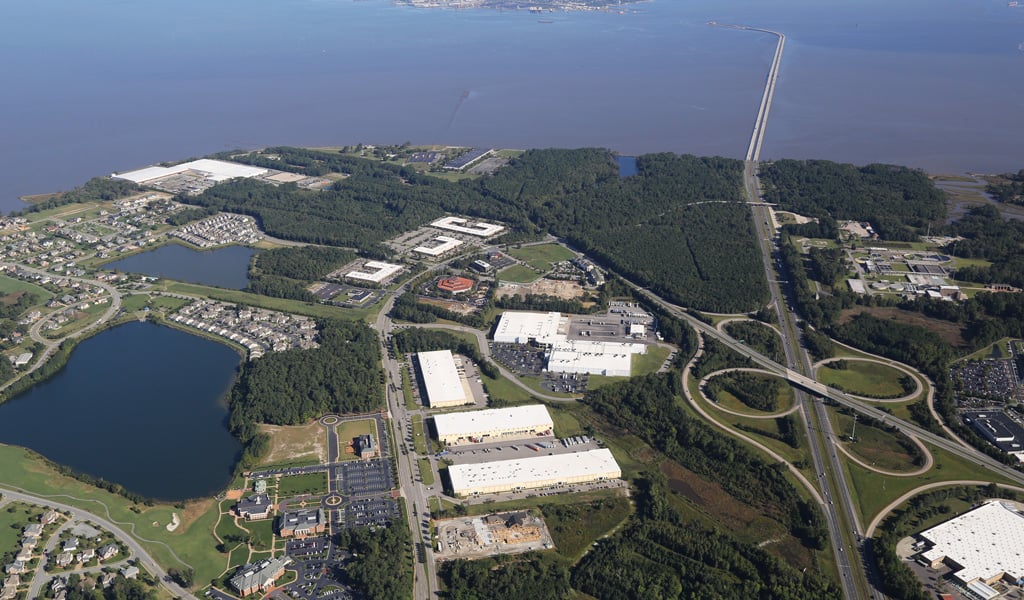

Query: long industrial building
[114,159,268,184]
[917,500,1024,596]
[431,216,505,237]
[546,339,646,377]
[447,448,621,496]
[433,404,554,445]
[345,261,404,284]
[416,350,472,408]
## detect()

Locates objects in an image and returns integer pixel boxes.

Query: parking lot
[489,342,545,375]
[334,459,393,497]
[540,371,588,394]
[344,498,400,528]
[444,437,598,466]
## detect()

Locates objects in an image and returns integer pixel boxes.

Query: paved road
[0,484,195,599]
[0,263,123,394]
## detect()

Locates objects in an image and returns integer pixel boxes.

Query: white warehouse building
[447,448,621,497]
[416,350,471,408]
[546,340,646,377]
[492,311,567,345]
[345,261,404,284]
[433,404,554,446]
[114,159,268,184]
[918,500,1024,594]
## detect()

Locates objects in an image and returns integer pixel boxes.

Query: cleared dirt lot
[434,510,554,559]
[258,421,327,465]
[495,278,584,300]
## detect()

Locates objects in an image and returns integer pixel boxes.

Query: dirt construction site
[434,510,554,559]
[494,278,584,300]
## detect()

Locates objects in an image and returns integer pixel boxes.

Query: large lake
[104,244,256,289]
[1,0,1022,211]
[0,321,242,501]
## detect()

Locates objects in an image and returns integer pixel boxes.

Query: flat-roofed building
[918,500,1024,588]
[113,159,268,184]
[279,508,326,539]
[416,350,471,408]
[413,236,464,257]
[546,340,646,377]
[431,216,505,238]
[448,448,621,496]
[345,261,404,284]
[433,405,554,445]
[493,311,566,345]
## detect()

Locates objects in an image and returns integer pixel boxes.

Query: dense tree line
[53,573,157,600]
[252,246,356,281]
[245,274,316,302]
[706,371,784,412]
[724,320,783,363]
[759,160,945,240]
[440,553,571,600]
[985,169,1024,205]
[336,520,412,600]
[228,319,383,431]
[570,472,838,599]
[691,338,753,379]
[734,415,801,450]
[584,374,824,545]
[389,292,484,329]
[493,293,589,315]
[14,177,139,215]
[945,205,1024,288]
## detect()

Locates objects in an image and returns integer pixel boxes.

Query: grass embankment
[817,361,909,398]
[411,414,429,455]
[0,273,55,301]
[162,281,377,321]
[0,444,225,586]
[401,366,418,411]
[507,244,575,271]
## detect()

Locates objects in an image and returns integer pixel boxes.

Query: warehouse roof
[114,159,267,184]
[920,500,1024,585]
[448,448,620,493]
[418,350,466,405]
[345,261,403,283]
[493,311,566,345]
[546,340,645,376]
[433,405,553,437]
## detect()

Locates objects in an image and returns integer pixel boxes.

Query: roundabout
[320,414,341,426]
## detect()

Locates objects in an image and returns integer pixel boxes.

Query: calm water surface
[4,0,1021,211]
[104,244,255,289]
[616,156,638,177]
[0,322,242,500]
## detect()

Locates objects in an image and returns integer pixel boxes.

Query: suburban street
[0,484,195,599]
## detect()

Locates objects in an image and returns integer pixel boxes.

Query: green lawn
[42,299,112,338]
[0,502,43,557]
[0,444,226,587]
[411,414,429,455]
[120,294,150,313]
[162,281,377,321]
[0,273,54,302]
[481,371,535,405]
[508,244,575,272]
[336,419,377,461]
[496,264,541,284]
[244,518,275,551]
[277,472,328,497]
[830,411,920,472]
[417,458,435,486]
[401,366,418,411]
[958,337,1015,362]
[632,345,670,375]
[817,360,910,398]
[548,405,585,438]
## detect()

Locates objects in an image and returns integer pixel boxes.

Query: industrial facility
[344,260,404,284]
[430,216,505,238]
[916,500,1024,598]
[415,350,472,408]
[963,411,1024,462]
[447,448,621,496]
[113,158,268,184]
[432,404,554,445]
[493,311,567,345]
[413,235,465,257]
[492,311,647,377]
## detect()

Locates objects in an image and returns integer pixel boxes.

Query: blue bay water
[2,0,1021,211]
[0,322,242,500]
[103,244,256,289]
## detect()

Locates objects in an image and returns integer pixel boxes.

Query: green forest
[181,147,768,312]
[336,520,413,600]
[759,160,945,241]
[985,169,1024,205]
